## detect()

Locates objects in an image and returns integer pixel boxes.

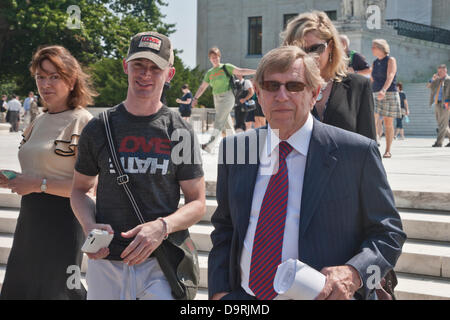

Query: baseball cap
[126,31,174,69]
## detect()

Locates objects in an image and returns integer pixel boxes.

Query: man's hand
[83,223,114,260]
[120,220,165,266]
[432,73,439,81]
[211,292,229,300]
[315,265,361,300]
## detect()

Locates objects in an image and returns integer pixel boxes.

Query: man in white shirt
[7,95,22,132]
[234,75,255,132]
[23,91,35,126]
[208,46,405,300]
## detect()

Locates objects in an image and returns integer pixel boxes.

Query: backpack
[222,64,242,97]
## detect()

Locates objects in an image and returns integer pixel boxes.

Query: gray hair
[255,46,325,93]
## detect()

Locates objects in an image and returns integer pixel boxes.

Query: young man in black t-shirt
[340,35,371,77]
[71,31,205,300]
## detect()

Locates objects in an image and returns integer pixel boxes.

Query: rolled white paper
[274,258,326,300]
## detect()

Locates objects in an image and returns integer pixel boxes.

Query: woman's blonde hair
[30,45,98,110]
[372,39,390,55]
[255,46,325,94]
[281,11,348,82]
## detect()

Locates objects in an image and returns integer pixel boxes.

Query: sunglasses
[303,42,328,54]
[261,81,306,92]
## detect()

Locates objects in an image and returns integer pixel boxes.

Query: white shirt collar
[265,112,313,158]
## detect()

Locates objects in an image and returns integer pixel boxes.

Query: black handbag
[100,109,200,300]
[241,100,257,112]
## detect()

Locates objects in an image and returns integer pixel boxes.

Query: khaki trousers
[434,102,450,145]
[205,90,235,150]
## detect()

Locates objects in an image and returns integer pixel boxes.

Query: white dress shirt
[7,99,22,112]
[240,113,313,298]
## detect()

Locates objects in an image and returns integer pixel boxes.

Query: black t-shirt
[349,51,370,72]
[75,103,204,260]
[179,92,193,111]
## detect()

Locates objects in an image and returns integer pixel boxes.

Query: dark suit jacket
[313,73,376,141]
[208,119,406,300]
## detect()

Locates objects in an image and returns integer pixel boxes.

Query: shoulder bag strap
[100,110,146,225]
[222,64,232,79]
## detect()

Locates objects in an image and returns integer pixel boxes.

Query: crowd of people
[0,9,447,301]
[0,92,41,132]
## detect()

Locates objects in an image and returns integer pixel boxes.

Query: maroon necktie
[249,141,293,300]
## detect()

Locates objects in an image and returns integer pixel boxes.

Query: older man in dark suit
[208,46,406,300]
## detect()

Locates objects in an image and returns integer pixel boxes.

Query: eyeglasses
[35,74,62,83]
[261,81,306,92]
[303,42,328,54]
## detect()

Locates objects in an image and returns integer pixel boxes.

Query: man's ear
[312,86,320,100]
[310,86,320,110]
[166,67,176,83]
[123,59,128,74]
[254,83,260,98]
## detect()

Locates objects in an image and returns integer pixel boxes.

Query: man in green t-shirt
[192,47,256,153]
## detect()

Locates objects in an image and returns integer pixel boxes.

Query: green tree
[0,0,173,95]
[89,53,214,109]
[89,58,127,108]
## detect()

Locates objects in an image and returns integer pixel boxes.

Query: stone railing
[386,19,450,45]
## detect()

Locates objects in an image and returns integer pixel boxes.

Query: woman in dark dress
[282,11,376,141]
[0,45,97,299]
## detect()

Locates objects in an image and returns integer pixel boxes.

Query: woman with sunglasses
[282,11,376,141]
[0,45,96,299]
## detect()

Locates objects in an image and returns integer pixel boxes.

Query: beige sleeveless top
[18,107,93,180]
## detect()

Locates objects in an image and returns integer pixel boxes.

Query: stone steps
[402,83,436,136]
[1,228,449,287]
[400,209,450,242]
[396,272,450,300]
[1,189,450,299]
[3,206,450,248]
